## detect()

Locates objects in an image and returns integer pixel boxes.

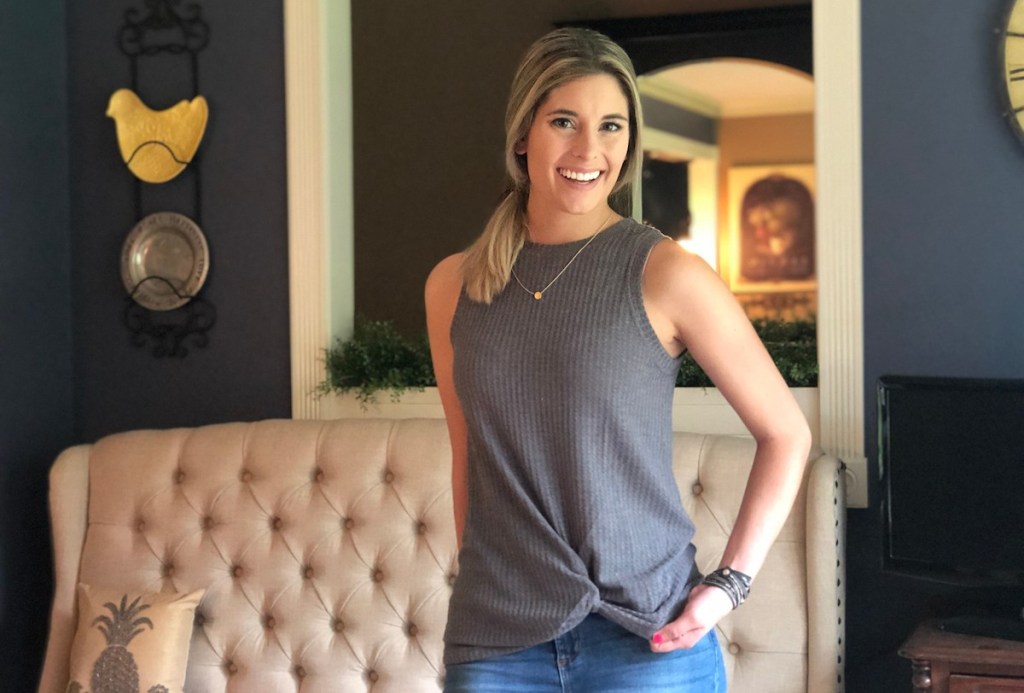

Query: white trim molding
[814,0,866,508]
[284,0,354,419]
[321,387,821,447]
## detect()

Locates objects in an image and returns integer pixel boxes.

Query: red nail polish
[652,633,663,644]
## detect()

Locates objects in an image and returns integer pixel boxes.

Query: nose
[571,129,599,160]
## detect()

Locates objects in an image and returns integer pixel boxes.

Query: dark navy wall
[66,1,291,441]
[0,1,73,686]
[1,1,290,688]
[853,1,1024,689]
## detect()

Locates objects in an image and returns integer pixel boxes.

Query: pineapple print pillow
[66,584,204,693]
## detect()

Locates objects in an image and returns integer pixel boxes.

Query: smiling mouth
[558,168,602,182]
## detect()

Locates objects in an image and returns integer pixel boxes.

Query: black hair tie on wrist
[701,567,753,609]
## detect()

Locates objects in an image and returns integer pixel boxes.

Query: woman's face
[516,73,631,222]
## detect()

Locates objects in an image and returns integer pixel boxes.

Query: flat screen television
[879,375,1024,589]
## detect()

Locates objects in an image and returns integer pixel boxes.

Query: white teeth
[559,169,601,182]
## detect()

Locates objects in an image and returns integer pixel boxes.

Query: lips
[558,168,602,182]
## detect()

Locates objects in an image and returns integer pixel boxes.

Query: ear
[514,139,527,156]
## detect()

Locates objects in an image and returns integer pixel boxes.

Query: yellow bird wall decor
[106,88,209,184]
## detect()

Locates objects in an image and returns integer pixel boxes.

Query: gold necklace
[511,212,614,301]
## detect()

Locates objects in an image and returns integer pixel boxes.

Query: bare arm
[643,240,812,651]
[425,253,470,549]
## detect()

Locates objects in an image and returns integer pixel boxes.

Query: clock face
[1003,0,1024,141]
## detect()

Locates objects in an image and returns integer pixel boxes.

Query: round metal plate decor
[121,212,210,311]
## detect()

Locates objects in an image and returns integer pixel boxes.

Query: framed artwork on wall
[727,163,816,293]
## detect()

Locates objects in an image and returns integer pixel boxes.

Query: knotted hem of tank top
[443,638,537,667]
[552,587,602,639]
[442,584,600,667]
[593,562,704,640]
[594,600,671,641]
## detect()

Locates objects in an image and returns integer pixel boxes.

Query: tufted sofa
[39,417,846,692]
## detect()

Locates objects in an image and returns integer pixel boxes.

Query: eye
[601,121,625,133]
[551,117,574,129]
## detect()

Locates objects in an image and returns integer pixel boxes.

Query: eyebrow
[544,108,629,122]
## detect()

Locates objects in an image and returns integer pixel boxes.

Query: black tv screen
[879,375,1024,586]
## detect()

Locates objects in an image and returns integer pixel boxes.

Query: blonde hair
[462,28,644,303]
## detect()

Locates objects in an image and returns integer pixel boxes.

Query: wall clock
[1002,0,1024,142]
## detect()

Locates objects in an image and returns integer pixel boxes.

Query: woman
[425,28,811,692]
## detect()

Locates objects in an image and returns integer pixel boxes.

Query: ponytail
[462,189,527,304]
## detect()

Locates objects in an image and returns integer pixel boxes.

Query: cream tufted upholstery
[40,418,845,693]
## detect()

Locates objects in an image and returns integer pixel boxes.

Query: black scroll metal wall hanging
[112,0,215,357]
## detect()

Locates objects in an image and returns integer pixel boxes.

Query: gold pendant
[534,291,543,300]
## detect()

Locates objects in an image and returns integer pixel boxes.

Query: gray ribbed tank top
[445,218,699,666]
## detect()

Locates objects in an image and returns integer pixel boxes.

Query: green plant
[676,318,818,388]
[318,317,435,405]
[322,317,818,402]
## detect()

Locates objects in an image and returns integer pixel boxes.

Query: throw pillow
[66,583,204,693]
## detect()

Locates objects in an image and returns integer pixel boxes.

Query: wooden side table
[899,620,1024,692]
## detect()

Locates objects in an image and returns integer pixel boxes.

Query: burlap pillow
[66,583,204,693]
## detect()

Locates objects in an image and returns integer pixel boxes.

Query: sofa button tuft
[194,612,205,627]
[136,519,146,532]
[384,470,395,484]
[728,643,741,655]
[343,517,355,530]
[407,622,419,637]
[226,660,238,675]
[303,565,314,579]
[202,516,214,530]
[265,615,276,629]
[295,665,307,678]
[314,468,325,483]
[241,470,253,482]
[447,573,457,587]
[232,565,243,578]
[692,483,704,496]
[175,470,186,484]
[416,522,427,535]
[163,563,174,578]
[372,569,384,583]
[271,516,283,531]
[332,618,345,633]
[367,670,379,683]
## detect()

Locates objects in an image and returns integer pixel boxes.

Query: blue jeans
[444,613,726,692]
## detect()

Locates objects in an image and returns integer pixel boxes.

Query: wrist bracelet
[701,567,753,609]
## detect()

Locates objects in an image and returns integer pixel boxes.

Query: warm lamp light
[677,237,718,270]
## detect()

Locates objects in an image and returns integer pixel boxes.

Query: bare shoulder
[425,252,465,326]
[643,236,745,350]
[425,253,465,301]
[644,238,722,297]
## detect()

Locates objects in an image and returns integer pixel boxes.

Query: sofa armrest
[805,454,847,693]
[38,445,91,693]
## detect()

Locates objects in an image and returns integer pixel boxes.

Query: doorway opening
[640,57,815,322]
